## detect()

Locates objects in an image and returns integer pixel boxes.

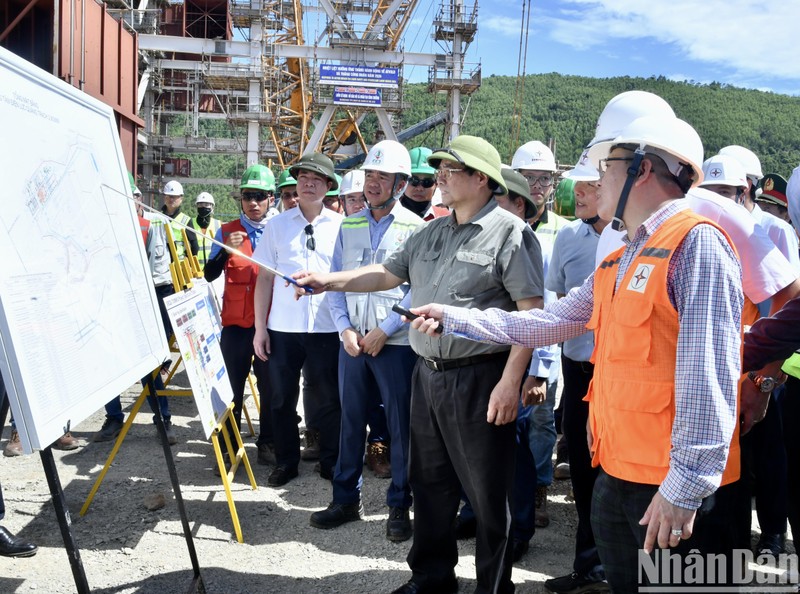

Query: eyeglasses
[521,173,554,187]
[598,157,634,174]
[242,191,272,203]
[409,176,436,188]
[436,167,470,181]
[304,224,315,251]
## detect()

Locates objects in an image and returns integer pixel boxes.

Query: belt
[422,351,508,372]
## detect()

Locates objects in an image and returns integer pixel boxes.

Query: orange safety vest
[220,220,259,328]
[138,216,150,244]
[585,209,741,487]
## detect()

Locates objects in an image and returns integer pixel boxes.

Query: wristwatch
[747,371,788,393]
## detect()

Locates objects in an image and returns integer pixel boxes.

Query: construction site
[1,0,484,206]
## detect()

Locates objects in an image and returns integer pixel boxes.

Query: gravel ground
[0,370,577,594]
[1,369,792,593]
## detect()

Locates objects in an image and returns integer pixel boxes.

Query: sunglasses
[304,224,315,251]
[409,177,436,188]
[242,191,272,203]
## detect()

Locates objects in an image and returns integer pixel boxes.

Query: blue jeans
[528,378,558,486]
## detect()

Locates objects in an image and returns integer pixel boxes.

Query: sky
[400,0,800,96]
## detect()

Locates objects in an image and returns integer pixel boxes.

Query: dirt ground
[0,369,578,594]
[0,368,794,593]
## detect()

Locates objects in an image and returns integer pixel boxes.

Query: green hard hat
[409,147,436,176]
[240,164,276,191]
[327,173,343,197]
[554,178,576,218]
[128,172,142,196]
[290,152,339,191]
[501,167,537,219]
[429,135,507,195]
[277,169,296,189]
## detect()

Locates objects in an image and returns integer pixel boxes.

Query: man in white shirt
[252,153,344,487]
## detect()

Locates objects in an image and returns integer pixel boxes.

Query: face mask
[196,207,213,227]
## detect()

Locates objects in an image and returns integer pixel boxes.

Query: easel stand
[40,447,91,594]
[146,373,205,593]
[211,403,258,543]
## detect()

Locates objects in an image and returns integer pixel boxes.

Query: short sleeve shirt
[383,198,544,359]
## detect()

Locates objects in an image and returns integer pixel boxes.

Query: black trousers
[268,330,340,474]
[406,356,516,594]
[592,471,739,593]
[220,324,272,446]
[560,355,602,576]
[779,375,800,540]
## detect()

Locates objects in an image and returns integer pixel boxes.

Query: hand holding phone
[392,304,443,334]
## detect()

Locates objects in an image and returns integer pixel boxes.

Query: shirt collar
[626,199,688,245]
[446,197,498,229]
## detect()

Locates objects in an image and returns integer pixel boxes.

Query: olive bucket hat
[290,153,339,191]
[428,135,507,195]
[501,166,537,219]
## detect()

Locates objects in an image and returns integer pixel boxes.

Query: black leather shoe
[267,465,298,487]
[0,526,37,558]
[310,501,363,529]
[390,577,458,594]
[386,507,412,542]
[756,532,786,558]
[454,514,476,540]
[511,538,530,562]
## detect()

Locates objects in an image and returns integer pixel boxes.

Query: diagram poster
[0,46,168,452]
[164,280,232,439]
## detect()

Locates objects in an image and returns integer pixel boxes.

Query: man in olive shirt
[295,135,544,594]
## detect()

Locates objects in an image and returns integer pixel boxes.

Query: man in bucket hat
[293,135,544,594]
[252,153,343,487]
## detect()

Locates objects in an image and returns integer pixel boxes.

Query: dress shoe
[267,465,298,487]
[3,430,23,457]
[365,441,392,478]
[544,570,610,594]
[93,417,124,442]
[54,432,83,450]
[390,577,458,594]
[0,526,37,558]
[756,532,786,558]
[386,507,412,542]
[454,514,476,539]
[553,461,571,480]
[511,538,529,562]
[309,501,363,529]
[301,428,320,461]
[535,485,550,528]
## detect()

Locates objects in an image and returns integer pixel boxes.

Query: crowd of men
[3,90,800,594]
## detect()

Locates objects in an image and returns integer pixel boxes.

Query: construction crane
[509,0,532,160]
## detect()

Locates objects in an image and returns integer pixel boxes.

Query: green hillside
[400,73,800,177]
[173,73,800,219]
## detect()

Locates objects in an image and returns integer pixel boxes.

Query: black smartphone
[392,304,443,333]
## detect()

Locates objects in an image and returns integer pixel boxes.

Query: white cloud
[483,15,523,37]
[541,0,800,82]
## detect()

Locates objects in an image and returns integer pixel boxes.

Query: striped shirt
[443,200,743,509]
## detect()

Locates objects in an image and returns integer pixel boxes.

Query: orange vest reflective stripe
[586,210,741,487]
[220,220,259,328]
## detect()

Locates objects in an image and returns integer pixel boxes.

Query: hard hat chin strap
[582,215,601,225]
[367,176,406,211]
[610,149,646,232]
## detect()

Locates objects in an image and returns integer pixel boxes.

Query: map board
[164,281,232,439]
[0,46,169,453]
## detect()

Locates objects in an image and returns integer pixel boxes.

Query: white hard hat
[163,180,184,196]
[339,169,365,196]
[718,145,763,180]
[133,186,142,198]
[195,191,215,206]
[699,155,748,189]
[588,91,676,148]
[362,140,411,177]
[561,149,600,182]
[511,140,557,172]
[588,115,704,188]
